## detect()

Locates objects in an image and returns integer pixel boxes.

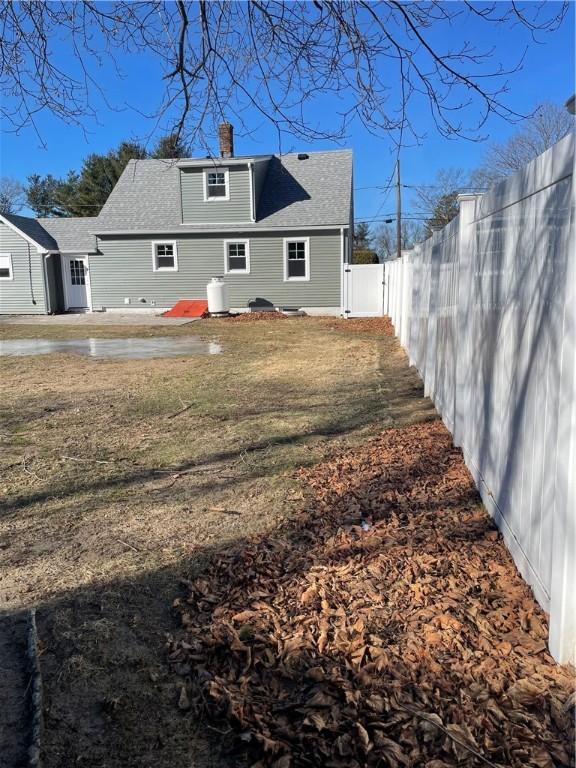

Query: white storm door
[64,257,89,308]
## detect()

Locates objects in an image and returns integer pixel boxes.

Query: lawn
[0,316,434,766]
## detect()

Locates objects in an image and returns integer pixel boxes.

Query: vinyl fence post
[424,227,442,399]
[454,195,480,448]
[548,168,576,664]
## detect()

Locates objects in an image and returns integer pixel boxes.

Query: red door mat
[162,300,209,318]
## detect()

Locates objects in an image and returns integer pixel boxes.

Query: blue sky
[1,1,574,222]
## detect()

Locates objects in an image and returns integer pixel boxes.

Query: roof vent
[297,153,309,160]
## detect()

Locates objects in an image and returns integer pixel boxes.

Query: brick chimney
[218,122,234,158]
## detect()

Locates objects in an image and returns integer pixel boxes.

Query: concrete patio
[0,313,197,326]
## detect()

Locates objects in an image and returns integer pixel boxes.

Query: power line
[354,183,488,191]
[355,215,430,224]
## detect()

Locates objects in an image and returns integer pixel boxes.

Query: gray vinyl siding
[0,222,47,314]
[91,230,343,309]
[181,166,252,224]
[253,159,270,215]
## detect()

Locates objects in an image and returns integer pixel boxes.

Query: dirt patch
[1,318,435,766]
[170,420,575,767]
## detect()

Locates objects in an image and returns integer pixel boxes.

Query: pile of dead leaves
[322,317,395,336]
[169,421,575,768]
[225,311,289,322]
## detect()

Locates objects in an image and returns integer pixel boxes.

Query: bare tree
[374,219,424,260]
[411,167,474,234]
[475,101,575,187]
[0,176,26,214]
[0,2,569,151]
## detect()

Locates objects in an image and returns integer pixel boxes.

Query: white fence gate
[343,263,384,317]
[384,133,575,664]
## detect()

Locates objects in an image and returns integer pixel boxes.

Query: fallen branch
[167,401,195,419]
[153,466,221,475]
[397,701,499,766]
[60,455,114,465]
[117,538,140,552]
[152,469,237,492]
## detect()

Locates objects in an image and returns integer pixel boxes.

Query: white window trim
[223,239,250,275]
[283,237,310,282]
[203,167,230,202]
[151,240,179,272]
[0,252,13,281]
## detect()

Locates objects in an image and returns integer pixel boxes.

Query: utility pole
[396,157,402,260]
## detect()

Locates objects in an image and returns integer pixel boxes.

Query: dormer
[176,123,271,225]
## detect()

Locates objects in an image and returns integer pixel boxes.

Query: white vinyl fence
[385,133,575,664]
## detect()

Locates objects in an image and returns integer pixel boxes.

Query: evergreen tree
[25,134,192,219]
[152,133,191,159]
[425,191,460,236]
[353,221,371,249]
[27,141,148,218]
[64,141,147,216]
[26,174,69,217]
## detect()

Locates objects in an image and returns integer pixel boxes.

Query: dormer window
[204,168,229,201]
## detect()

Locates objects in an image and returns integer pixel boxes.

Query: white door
[344,263,384,317]
[63,257,89,309]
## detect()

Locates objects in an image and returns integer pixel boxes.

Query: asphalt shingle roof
[95,149,352,232]
[256,151,352,227]
[37,217,100,252]
[96,159,181,231]
[3,149,352,252]
[2,213,58,250]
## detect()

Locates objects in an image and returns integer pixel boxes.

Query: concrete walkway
[0,313,197,326]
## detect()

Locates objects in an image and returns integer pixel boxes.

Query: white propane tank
[206,276,229,316]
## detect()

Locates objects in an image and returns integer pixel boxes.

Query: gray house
[0,126,353,316]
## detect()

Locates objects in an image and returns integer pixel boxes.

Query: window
[69,259,86,285]
[284,238,310,281]
[224,240,250,274]
[0,253,13,280]
[204,168,229,200]
[152,241,178,272]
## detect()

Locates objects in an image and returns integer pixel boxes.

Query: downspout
[340,227,345,317]
[86,254,94,312]
[249,162,255,222]
[26,242,37,308]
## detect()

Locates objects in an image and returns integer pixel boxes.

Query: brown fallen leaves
[169,421,575,767]
[321,317,395,335]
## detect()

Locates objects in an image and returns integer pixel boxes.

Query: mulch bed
[322,317,395,336]
[224,311,289,322]
[169,421,575,768]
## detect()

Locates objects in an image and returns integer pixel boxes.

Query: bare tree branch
[0,1,570,152]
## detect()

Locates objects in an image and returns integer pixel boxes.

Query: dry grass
[0,317,434,767]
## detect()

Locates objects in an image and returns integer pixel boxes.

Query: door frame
[61,255,92,311]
